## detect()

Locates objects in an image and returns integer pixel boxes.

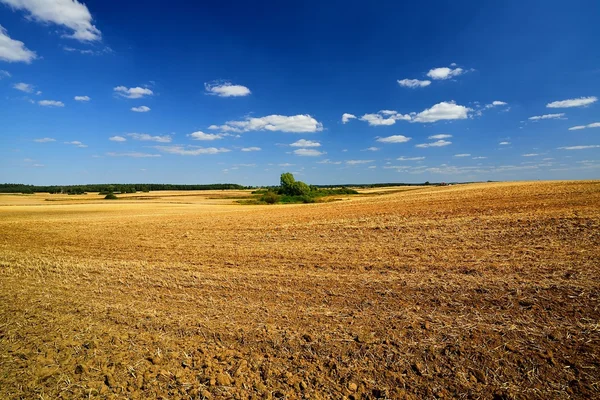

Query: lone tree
[279,172,310,196]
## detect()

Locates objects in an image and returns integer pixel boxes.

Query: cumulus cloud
[211,114,323,133]
[568,122,600,131]
[155,145,230,155]
[13,82,33,92]
[34,137,55,143]
[0,25,37,63]
[429,134,452,139]
[528,113,565,121]
[341,113,357,124]
[39,100,64,107]
[131,105,150,112]
[65,140,87,148]
[189,131,223,141]
[74,95,90,101]
[290,139,320,147]
[376,135,411,143]
[0,0,101,42]
[241,147,261,152]
[546,96,597,108]
[360,110,411,126]
[412,101,471,123]
[397,78,431,88]
[114,86,153,99]
[415,140,452,148]
[426,66,464,80]
[204,82,251,97]
[107,152,160,158]
[485,100,508,109]
[346,160,374,165]
[557,145,600,150]
[127,133,171,143]
[293,148,325,157]
[109,135,126,142]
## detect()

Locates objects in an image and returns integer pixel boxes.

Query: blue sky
[0,0,599,186]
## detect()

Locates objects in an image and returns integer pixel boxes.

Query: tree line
[0,183,245,194]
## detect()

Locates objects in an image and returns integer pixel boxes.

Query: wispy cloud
[293,148,326,156]
[454,153,471,157]
[189,131,224,141]
[360,110,411,126]
[155,145,230,155]
[547,96,597,108]
[0,0,101,41]
[429,134,452,139]
[397,156,425,161]
[346,160,374,165]
[107,152,161,158]
[127,133,171,143]
[290,139,320,147]
[74,95,90,102]
[568,122,600,131]
[39,100,64,107]
[416,139,452,148]
[114,86,153,99]
[557,145,600,150]
[376,135,411,143]
[204,81,251,97]
[397,78,431,88]
[528,113,565,121]
[0,25,37,63]
[131,105,150,112]
[109,136,126,142]
[65,140,87,148]
[241,147,261,152]
[317,159,342,165]
[33,137,55,143]
[13,82,33,92]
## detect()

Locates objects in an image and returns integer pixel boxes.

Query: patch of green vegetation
[104,193,118,200]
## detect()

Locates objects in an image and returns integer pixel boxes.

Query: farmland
[0,181,599,399]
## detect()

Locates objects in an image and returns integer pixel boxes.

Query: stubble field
[0,181,599,399]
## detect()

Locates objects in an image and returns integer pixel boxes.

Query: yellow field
[1,181,599,399]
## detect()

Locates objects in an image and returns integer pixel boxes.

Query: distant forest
[0,181,441,194]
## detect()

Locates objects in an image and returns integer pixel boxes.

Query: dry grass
[0,181,599,399]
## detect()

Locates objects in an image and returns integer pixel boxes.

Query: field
[0,181,599,399]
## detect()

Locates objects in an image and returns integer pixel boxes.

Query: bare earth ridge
[0,181,599,399]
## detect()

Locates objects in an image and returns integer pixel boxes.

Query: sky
[0,0,599,186]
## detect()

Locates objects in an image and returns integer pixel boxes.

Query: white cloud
[279,163,294,167]
[341,113,357,124]
[127,133,171,143]
[472,156,487,160]
[204,82,251,97]
[109,136,126,142]
[376,135,411,143]
[426,66,464,80]
[0,25,37,63]
[529,113,565,121]
[558,145,600,150]
[106,152,160,158]
[213,114,323,133]
[293,148,325,157]
[346,160,374,165]
[241,147,261,152]
[499,141,511,145]
[155,145,230,156]
[397,78,431,88]
[485,100,508,109]
[189,131,223,141]
[63,45,111,55]
[568,122,600,131]
[360,110,411,126]
[38,100,64,107]
[316,159,342,165]
[13,82,33,92]
[131,105,150,112]
[397,156,425,161]
[65,140,87,148]
[454,153,471,157]
[0,0,101,42]
[114,86,153,99]
[412,101,471,123]
[74,95,90,101]
[0,69,10,78]
[363,147,380,151]
[522,153,539,157]
[415,140,452,148]
[34,137,55,143]
[429,134,452,139]
[547,96,597,108]
[290,139,320,148]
